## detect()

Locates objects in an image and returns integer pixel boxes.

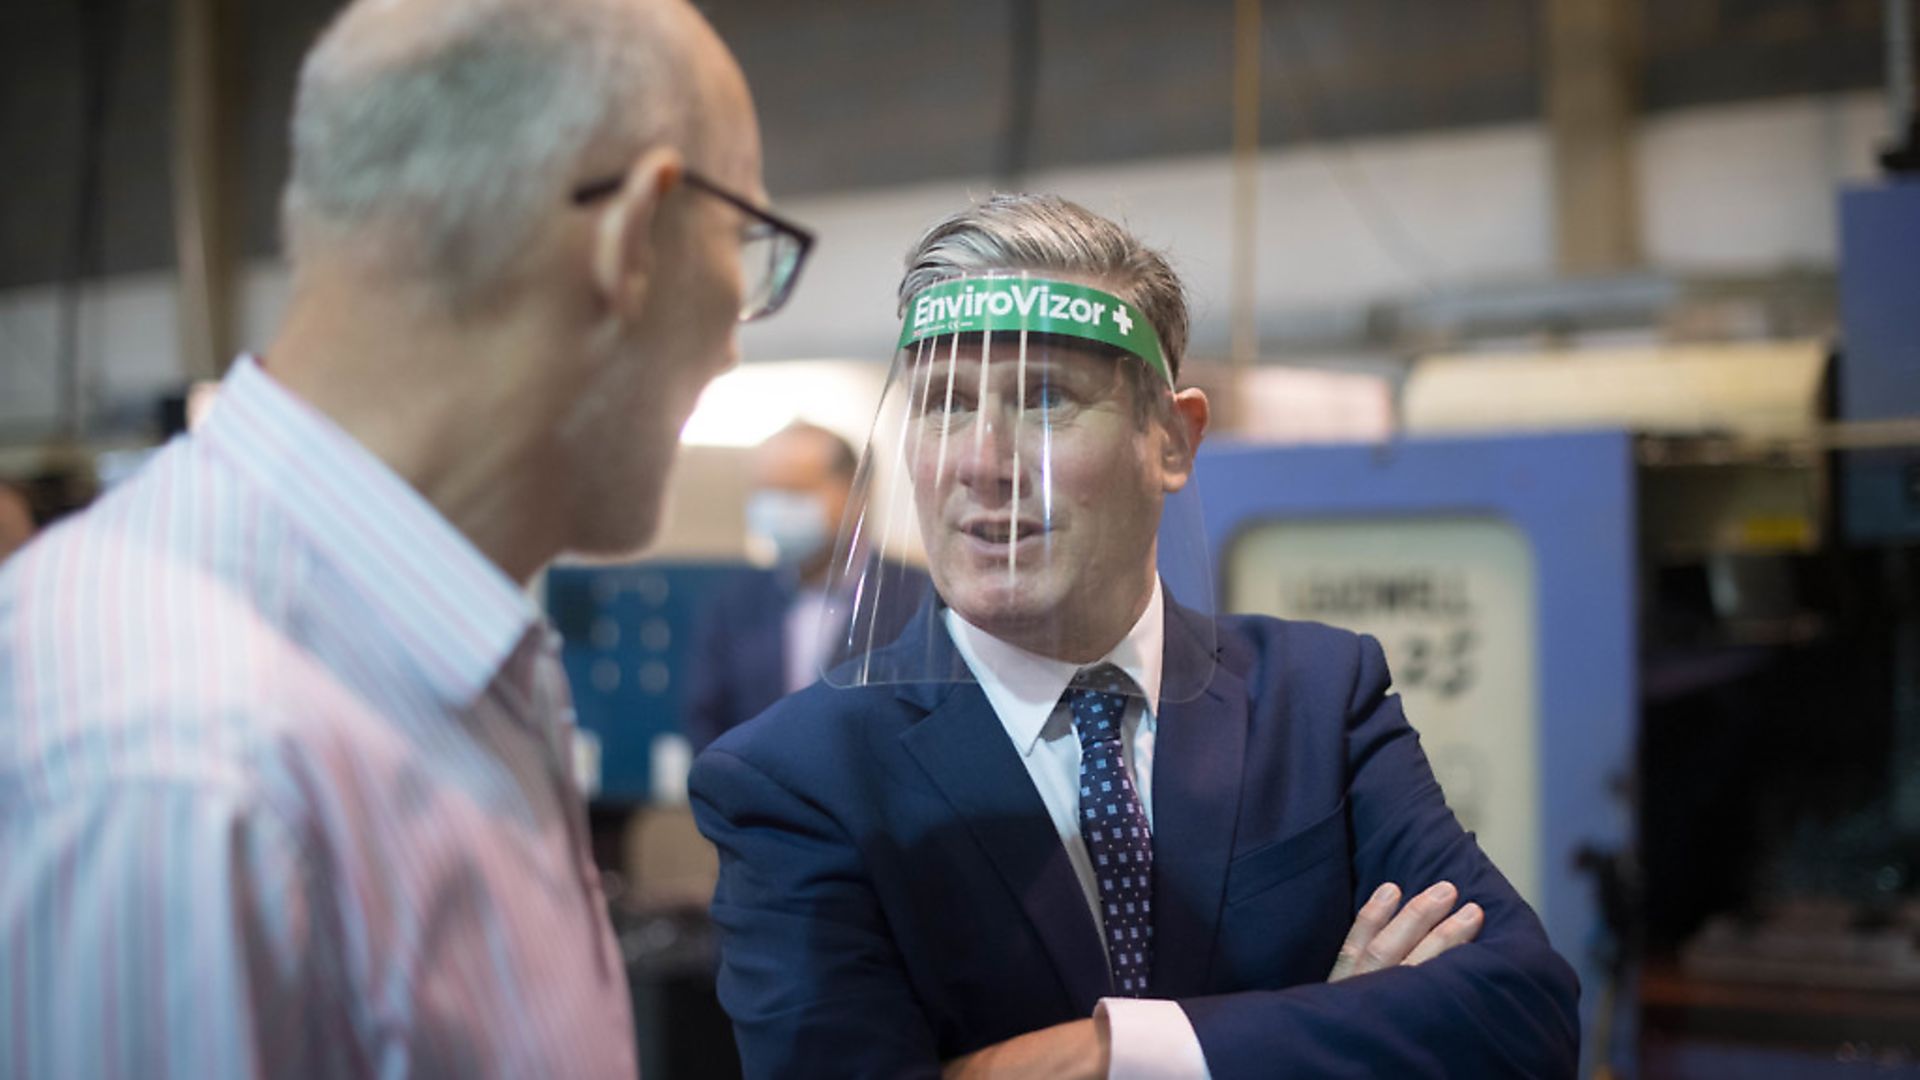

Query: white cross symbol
[1112,305,1133,336]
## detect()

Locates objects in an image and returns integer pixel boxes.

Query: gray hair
[283,0,687,308]
[898,193,1191,380]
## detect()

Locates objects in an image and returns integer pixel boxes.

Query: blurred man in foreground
[692,194,1577,1078]
[0,0,810,1074]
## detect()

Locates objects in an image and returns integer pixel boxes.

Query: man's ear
[589,146,685,318]
[1160,386,1210,493]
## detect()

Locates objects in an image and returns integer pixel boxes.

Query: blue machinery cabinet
[1184,431,1638,1074]
[1838,180,1920,543]
[548,562,752,802]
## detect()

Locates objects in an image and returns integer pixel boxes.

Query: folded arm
[939,879,1489,1080]
[1177,635,1581,1079]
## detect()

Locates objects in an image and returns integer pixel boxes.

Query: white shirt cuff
[1095,996,1213,1080]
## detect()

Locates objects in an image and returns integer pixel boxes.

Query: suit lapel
[892,630,1115,1016]
[881,597,1249,1006]
[1148,601,1249,997]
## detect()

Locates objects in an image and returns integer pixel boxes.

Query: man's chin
[946,584,1065,641]
[556,517,662,568]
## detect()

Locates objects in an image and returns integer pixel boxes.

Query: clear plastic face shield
[819,272,1217,702]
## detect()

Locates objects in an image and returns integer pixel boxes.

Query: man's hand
[1326,880,1483,982]
[942,1016,1109,1080]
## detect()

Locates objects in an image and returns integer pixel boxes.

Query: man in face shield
[691,195,1579,1078]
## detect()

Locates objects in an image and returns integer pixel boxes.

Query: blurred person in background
[684,421,926,751]
[692,194,1577,1078]
[0,0,810,1075]
[0,458,99,566]
[0,481,34,564]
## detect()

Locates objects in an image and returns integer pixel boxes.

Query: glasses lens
[739,226,802,322]
[739,226,777,320]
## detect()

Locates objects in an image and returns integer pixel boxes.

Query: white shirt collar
[943,577,1165,757]
[201,356,540,709]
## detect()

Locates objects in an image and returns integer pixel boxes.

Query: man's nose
[951,405,1024,495]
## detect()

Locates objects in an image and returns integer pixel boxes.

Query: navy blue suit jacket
[689,600,1579,1078]
[684,571,792,753]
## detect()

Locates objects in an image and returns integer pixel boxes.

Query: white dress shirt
[783,584,834,693]
[944,578,1213,1080]
[0,357,635,1078]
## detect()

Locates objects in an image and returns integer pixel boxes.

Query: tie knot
[1069,663,1136,697]
[1065,665,1135,749]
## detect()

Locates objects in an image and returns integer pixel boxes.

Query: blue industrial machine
[548,561,755,802]
[1838,179,1920,543]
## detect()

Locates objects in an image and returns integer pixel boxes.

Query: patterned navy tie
[1066,663,1154,996]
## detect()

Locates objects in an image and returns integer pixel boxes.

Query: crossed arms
[943,879,1493,1079]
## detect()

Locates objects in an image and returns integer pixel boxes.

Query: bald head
[754,422,858,489]
[283,0,732,309]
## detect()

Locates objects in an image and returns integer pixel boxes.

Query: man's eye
[918,396,975,424]
[1028,384,1069,408]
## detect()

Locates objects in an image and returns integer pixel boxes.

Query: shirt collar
[199,356,540,708]
[943,577,1165,757]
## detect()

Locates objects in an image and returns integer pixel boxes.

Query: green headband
[898,277,1172,386]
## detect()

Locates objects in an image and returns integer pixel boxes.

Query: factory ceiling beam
[170,0,239,383]
[1544,0,1642,275]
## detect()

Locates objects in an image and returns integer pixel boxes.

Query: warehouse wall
[0,0,1897,437]
[2,88,1889,439]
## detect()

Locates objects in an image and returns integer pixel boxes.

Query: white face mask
[745,489,831,570]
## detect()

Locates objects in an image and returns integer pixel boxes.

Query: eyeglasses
[571,168,814,322]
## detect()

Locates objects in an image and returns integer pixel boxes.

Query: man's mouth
[960,518,1049,544]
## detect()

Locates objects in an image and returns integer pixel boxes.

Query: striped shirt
[0,357,637,1078]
